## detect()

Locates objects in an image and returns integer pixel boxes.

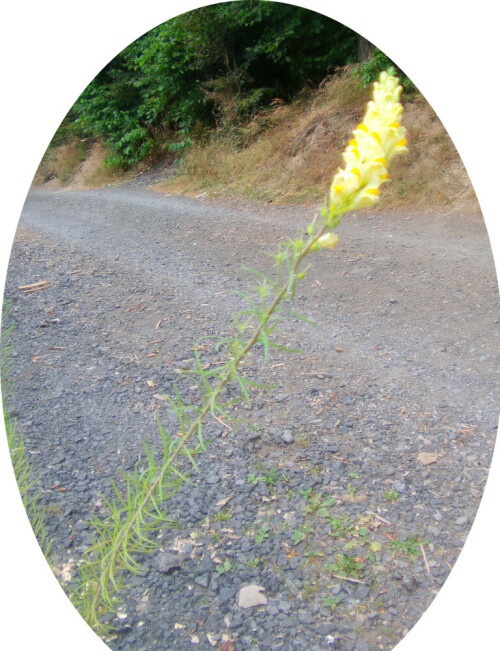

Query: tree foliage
[71,1,358,167]
[354,48,414,91]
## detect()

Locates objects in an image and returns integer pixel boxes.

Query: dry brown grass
[74,143,124,188]
[33,142,124,189]
[33,141,85,187]
[34,69,480,216]
[160,70,480,214]
[382,98,478,211]
[162,75,368,204]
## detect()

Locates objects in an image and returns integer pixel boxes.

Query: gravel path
[4,184,499,651]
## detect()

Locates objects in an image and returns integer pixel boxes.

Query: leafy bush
[355,48,414,91]
[68,1,358,167]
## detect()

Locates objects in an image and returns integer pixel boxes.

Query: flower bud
[316,232,339,249]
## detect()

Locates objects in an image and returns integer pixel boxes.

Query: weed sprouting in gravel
[303,491,337,517]
[215,560,232,574]
[346,484,358,502]
[292,524,314,545]
[326,554,364,578]
[329,515,354,538]
[255,524,271,544]
[323,595,342,611]
[263,466,283,486]
[295,430,311,449]
[212,509,233,523]
[389,534,427,560]
[383,489,400,502]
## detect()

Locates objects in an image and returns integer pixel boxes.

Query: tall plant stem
[89,221,329,618]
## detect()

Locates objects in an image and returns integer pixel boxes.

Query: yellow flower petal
[317,232,339,249]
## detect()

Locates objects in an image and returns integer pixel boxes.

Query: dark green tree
[72,1,359,167]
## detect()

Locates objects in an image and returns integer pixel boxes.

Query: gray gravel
[3,183,499,651]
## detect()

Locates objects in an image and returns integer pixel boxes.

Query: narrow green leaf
[268,342,303,353]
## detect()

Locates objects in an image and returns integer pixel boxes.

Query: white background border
[1,2,498,649]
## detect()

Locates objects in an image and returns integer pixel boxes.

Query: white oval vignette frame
[1,2,498,650]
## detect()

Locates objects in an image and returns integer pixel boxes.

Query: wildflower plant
[73,72,407,632]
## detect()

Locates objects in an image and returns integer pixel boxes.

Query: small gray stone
[455,515,469,526]
[218,586,237,604]
[393,481,406,493]
[357,585,370,599]
[247,430,261,441]
[155,552,186,574]
[403,576,419,593]
[278,600,292,613]
[194,573,210,588]
[227,613,243,629]
[317,622,337,635]
[331,460,345,472]
[298,611,315,625]
[282,430,294,444]
[210,573,219,592]
[267,604,280,616]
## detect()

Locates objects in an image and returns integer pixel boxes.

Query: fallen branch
[18,280,50,289]
[19,280,52,293]
[420,544,434,580]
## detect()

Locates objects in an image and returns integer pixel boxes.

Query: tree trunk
[358,36,375,62]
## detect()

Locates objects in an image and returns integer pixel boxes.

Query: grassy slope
[33,71,480,215]
[161,72,479,214]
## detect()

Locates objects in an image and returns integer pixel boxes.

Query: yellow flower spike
[324,70,407,223]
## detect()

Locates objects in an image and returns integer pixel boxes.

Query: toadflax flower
[311,232,339,250]
[327,71,407,221]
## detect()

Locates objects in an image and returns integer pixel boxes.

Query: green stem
[87,220,330,621]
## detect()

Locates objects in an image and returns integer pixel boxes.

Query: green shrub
[70,1,358,167]
[355,49,414,91]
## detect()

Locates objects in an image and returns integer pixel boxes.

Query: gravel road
[4,183,499,651]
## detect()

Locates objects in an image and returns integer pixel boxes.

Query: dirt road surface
[4,184,499,650]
